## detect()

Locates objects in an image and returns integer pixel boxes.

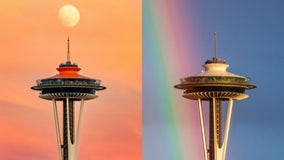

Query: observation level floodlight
[174,33,255,160]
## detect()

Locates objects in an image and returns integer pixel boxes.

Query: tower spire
[67,36,70,62]
[214,32,217,61]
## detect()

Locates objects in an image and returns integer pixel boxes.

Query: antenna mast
[67,36,70,62]
[214,32,217,60]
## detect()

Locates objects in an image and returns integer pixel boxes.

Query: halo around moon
[58,5,80,27]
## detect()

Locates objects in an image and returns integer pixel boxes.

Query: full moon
[58,5,80,27]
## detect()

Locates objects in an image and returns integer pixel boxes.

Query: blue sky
[143,0,284,159]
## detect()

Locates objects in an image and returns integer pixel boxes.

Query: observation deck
[174,57,256,100]
[31,60,106,100]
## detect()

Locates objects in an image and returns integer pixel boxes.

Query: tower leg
[205,98,234,160]
[53,99,63,160]
[74,99,85,152]
[222,99,233,159]
[59,98,86,160]
[63,98,74,160]
[209,98,222,160]
[198,99,208,160]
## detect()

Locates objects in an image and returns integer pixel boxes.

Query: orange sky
[0,1,141,159]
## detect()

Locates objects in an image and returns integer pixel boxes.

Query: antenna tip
[67,36,70,62]
[214,32,217,60]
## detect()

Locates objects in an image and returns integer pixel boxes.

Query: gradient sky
[143,0,284,160]
[0,1,141,160]
[1,1,284,160]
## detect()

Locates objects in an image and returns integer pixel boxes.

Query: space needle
[174,33,255,160]
[31,38,106,160]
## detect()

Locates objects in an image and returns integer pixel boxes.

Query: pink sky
[0,1,141,159]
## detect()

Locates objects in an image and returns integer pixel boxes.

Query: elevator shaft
[209,99,222,160]
[63,100,74,160]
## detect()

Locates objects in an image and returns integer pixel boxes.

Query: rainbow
[143,0,207,159]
